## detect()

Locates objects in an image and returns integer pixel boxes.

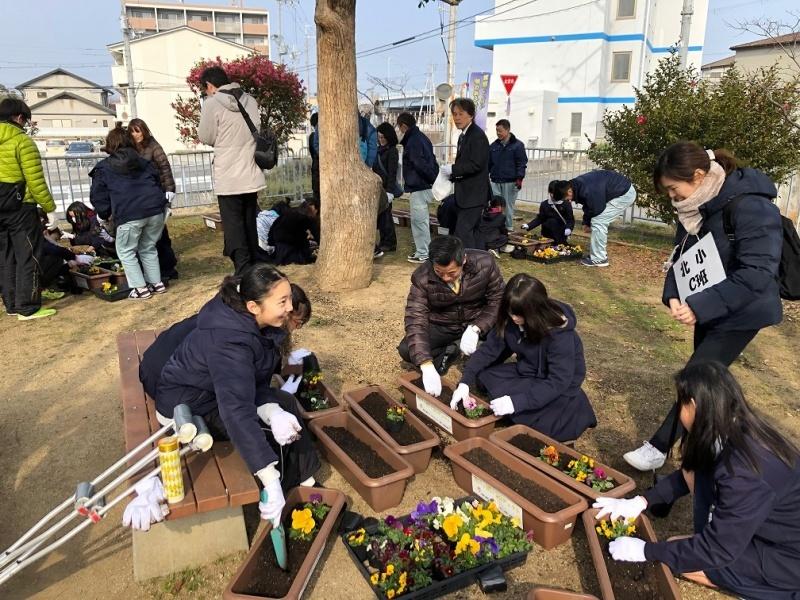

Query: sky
[0,0,797,97]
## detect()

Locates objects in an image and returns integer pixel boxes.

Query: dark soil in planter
[601,538,662,600]
[322,426,394,478]
[235,503,330,597]
[462,448,568,513]
[411,377,488,419]
[509,434,550,462]
[359,392,424,445]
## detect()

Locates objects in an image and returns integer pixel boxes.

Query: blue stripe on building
[557,97,636,104]
[475,32,702,52]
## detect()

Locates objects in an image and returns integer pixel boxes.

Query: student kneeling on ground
[594,362,800,600]
[132,264,320,531]
[450,273,596,442]
[522,180,575,245]
[397,235,504,396]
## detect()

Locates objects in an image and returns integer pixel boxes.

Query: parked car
[45,139,67,157]
[65,141,98,168]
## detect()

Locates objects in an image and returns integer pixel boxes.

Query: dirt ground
[1,212,797,600]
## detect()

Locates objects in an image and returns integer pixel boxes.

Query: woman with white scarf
[624,141,784,472]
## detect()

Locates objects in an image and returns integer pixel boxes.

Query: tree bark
[315,0,382,291]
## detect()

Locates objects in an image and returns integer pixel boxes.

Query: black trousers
[397,322,464,368]
[649,325,760,452]
[218,192,260,275]
[203,389,321,491]
[0,204,44,316]
[453,205,484,249]
[377,206,397,250]
[156,224,178,278]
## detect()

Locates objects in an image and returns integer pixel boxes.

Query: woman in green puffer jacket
[0,98,58,320]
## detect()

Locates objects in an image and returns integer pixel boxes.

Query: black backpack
[724,195,800,301]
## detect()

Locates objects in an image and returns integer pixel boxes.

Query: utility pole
[120,0,137,118]
[442,0,459,161]
[678,0,694,68]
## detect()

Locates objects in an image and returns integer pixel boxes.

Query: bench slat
[186,451,229,513]
[214,442,260,507]
[117,333,154,461]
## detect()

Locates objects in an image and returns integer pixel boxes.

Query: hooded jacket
[526,199,575,245]
[488,133,528,183]
[156,295,286,474]
[0,121,55,212]
[89,148,167,226]
[137,137,175,193]
[662,168,783,331]
[400,125,438,193]
[571,170,632,225]
[460,301,596,441]
[197,83,266,196]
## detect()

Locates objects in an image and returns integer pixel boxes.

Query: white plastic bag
[432,167,453,202]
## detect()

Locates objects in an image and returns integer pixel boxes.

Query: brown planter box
[203,213,224,232]
[397,371,499,441]
[274,374,344,421]
[582,509,680,600]
[444,437,587,550]
[528,588,600,600]
[344,385,439,474]
[224,486,346,600]
[70,267,112,290]
[309,412,414,512]
[490,425,636,500]
[108,270,128,288]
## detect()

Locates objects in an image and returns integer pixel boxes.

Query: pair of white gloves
[593,496,649,562]
[419,326,480,397]
[279,348,313,395]
[449,383,514,416]
[520,223,572,237]
[122,476,168,531]
[67,254,94,268]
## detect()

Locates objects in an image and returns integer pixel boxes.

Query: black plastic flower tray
[529,253,583,264]
[340,495,530,600]
[92,286,131,302]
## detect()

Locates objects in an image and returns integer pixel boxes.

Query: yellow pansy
[487,501,499,513]
[386,564,395,576]
[455,533,480,556]
[575,472,587,483]
[474,527,493,539]
[370,573,379,585]
[511,517,521,528]
[580,455,590,463]
[291,508,315,535]
[387,590,395,599]
[442,514,463,540]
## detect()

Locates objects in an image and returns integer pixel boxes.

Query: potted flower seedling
[386,405,407,433]
[463,396,487,419]
[289,493,331,541]
[565,456,616,493]
[300,370,330,411]
[101,281,118,295]
[539,445,561,467]
[347,527,369,562]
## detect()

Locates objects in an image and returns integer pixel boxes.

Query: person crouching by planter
[552,169,635,267]
[268,197,320,265]
[522,180,575,245]
[594,362,800,599]
[450,273,596,442]
[478,195,512,258]
[64,201,116,257]
[89,125,168,300]
[148,265,320,530]
[397,235,504,397]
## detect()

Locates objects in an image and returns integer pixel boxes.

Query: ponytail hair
[654,141,739,193]
[219,263,287,314]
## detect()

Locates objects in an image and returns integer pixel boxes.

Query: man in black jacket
[448,99,489,249]
[489,119,527,230]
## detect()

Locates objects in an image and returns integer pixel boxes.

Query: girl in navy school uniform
[522,180,575,245]
[449,273,596,442]
[595,362,800,600]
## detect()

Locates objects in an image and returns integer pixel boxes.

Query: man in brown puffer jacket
[398,235,504,397]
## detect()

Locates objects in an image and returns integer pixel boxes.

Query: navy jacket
[488,134,527,183]
[156,295,286,473]
[452,124,490,209]
[571,170,632,225]
[139,314,199,401]
[400,126,438,193]
[89,148,167,226]
[662,168,783,331]
[478,209,508,251]
[644,443,800,598]
[460,301,596,441]
[526,199,575,245]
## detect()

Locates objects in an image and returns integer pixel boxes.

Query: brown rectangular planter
[528,588,600,600]
[397,371,499,441]
[444,437,587,550]
[274,374,344,421]
[224,486,346,600]
[582,509,680,600]
[203,212,224,231]
[308,411,414,512]
[70,267,112,290]
[490,425,636,500]
[344,385,439,474]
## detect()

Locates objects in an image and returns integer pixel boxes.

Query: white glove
[420,362,442,397]
[74,254,94,266]
[565,228,572,237]
[459,325,480,356]
[165,191,176,203]
[45,212,58,231]
[258,476,286,527]
[490,395,514,416]
[386,192,394,203]
[122,476,166,531]
[440,164,453,177]
[279,374,302,395]
[521,224,529,230]
[61,231,75,240]
[287,348,312,366]
[96,216,106,226]
[609,536,647,562]
[593,496,647,521]
[257,403,302,446]
[164,205,172,222]
[450,383,470,410]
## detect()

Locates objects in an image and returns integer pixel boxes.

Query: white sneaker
[489,249,500,258]
[623,441,666,471]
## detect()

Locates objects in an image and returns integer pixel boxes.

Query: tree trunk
[315,0,382,291]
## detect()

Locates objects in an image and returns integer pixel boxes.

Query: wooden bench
[117,330,260,580]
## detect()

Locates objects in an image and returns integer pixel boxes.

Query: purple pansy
[410,499,439,520]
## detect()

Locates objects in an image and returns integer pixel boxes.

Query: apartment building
[123,0,269,56]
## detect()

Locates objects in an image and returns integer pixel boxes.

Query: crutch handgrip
[74,482,95,516]
[172,404,196,444]
[191,416,213,452]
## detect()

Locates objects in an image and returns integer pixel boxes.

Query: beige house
[16,69,116,142]
[700,55,735,81]
[108,26,254,153]
[702,32,800,81]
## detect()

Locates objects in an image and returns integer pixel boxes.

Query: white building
[473,0,709,149]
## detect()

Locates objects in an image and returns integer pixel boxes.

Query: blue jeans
[589,185,636,262]
[116,213,165,288]
[409,189,433,258]
[490,181,519,229]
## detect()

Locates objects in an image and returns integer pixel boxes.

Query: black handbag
[231,94,278,171]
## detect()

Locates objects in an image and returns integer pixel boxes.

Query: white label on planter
[392,216,400,224]
[415,394,453,434]
[471,474,523,528]
[204,218,216,229]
